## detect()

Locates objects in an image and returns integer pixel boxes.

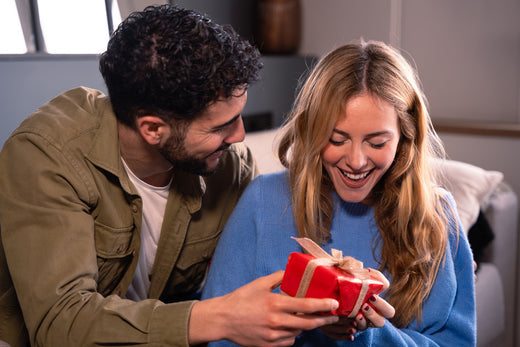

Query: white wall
[2,0,519,198]
[300,0,520,200]
[300,0,520,123]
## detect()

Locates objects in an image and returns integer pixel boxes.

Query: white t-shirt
[122,159,171,301]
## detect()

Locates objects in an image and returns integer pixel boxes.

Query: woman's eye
[369,142,386,149]
[329,138,345,145]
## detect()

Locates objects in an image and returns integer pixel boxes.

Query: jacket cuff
[149,300,196,346]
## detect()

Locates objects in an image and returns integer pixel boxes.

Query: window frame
[2,0,118,57]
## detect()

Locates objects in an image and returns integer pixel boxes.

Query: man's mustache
[206,143,231,158]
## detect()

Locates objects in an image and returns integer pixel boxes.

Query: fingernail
[349,328,356,334]
[369,295,376,302]
[330,299,339,310]
[364,305,370,311]
[350,335,355,341]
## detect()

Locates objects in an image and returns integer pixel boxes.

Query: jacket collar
[86,97,205,211]
[85,96,123,177]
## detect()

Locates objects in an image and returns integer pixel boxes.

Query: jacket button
[131,204,138,213]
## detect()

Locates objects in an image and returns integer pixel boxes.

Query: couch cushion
[433,159,503,233]
[245,129,284,174]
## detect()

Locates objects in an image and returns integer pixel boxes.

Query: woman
[202,40,476,346]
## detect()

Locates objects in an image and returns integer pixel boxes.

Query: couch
[244,128,519,347]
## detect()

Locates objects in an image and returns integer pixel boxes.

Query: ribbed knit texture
[202,171,476,346]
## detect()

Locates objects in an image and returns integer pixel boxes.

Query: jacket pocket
[94,222,134,295]
[161,231,221,302]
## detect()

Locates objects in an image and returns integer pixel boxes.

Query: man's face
[160,89,248,176]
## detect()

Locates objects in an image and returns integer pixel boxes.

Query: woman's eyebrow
[332,129,393,138]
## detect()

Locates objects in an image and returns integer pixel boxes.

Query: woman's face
[321,93,400,204]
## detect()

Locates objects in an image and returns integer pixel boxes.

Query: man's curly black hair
[99,5,262,127]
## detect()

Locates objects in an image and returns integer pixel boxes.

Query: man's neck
[118,121,174,187]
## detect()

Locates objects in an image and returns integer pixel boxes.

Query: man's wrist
[188,297,229,345]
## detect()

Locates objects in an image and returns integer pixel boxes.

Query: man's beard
[159,133,230,176]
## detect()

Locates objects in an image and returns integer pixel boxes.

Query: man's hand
[189,271,340,346]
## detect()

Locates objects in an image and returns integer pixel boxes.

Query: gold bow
[292,237,370,279]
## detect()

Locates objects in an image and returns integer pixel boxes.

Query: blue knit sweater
[202,171,476,346]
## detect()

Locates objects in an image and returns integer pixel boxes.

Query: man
[0,5,339,347]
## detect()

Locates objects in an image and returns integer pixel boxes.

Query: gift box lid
[281,251,386,316]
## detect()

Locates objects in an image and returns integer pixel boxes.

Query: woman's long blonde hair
[278,40,448,327]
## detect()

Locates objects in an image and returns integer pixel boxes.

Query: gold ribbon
[292,237,371,317]
[292,237,370,277]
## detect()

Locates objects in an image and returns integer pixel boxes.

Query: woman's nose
[346,144,367,170]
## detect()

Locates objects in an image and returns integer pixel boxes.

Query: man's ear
[136,116,170,146]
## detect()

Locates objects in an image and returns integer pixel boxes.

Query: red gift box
[280,238,388,317]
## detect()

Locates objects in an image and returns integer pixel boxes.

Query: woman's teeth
[341,169,369,180]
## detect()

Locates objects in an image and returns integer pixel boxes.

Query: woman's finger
[366,268,390,291]
[368,295,395,319]
[355,312,368,331]
[362,303,386,328]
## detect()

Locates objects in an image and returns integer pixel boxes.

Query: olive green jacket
[0,87,257,346]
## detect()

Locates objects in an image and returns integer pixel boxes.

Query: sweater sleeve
[351,191,477,346]
[202,182,476,346]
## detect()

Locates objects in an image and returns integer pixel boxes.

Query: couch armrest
[475,263,505,346]
[481,184,518,346]
[483,185,518,287]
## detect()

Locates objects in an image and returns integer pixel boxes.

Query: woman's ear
[136,116,170,146]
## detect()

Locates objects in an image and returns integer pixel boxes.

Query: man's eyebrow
[212,114,241,131]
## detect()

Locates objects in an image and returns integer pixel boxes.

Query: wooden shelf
[433,119,520,138]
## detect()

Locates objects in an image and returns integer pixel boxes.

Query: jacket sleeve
[0,132,197,346]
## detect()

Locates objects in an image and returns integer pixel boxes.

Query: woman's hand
[319,316,358,341]
[319,294,395,341]
[355,294,395,330]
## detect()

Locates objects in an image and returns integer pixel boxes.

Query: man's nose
[224,117,246,144]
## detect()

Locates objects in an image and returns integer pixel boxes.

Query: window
[1,0,122,55]
[0,0,27,54]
